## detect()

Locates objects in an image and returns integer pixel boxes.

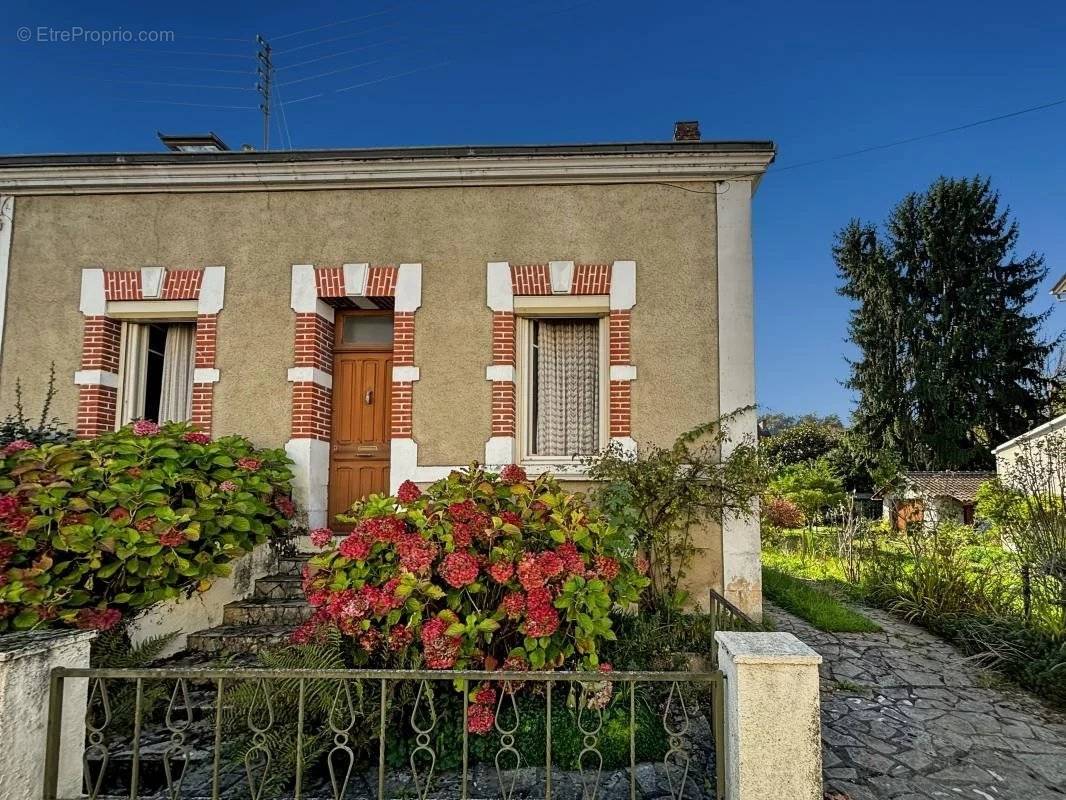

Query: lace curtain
[534,319,599,456]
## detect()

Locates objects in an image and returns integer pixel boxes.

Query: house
[993,411,1066,484]
[876,471,994,530]
[0,126,775,617]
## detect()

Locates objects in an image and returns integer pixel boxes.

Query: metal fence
[44,666,727,800]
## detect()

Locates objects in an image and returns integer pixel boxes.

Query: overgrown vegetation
[0,421,294,631]
[0,363,75,448]
[584,413,768,609]
[762,566,879,633]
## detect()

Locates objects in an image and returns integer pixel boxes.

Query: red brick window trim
[496,262,633,448]
[77,267,220,438]
[291,265,415,443]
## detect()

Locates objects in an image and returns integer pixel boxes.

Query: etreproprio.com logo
[17,26,176,44]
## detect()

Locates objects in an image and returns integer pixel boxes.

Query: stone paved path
[765,602,1066,799]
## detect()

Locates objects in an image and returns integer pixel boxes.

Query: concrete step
[253,573,305,600]
[186,624,295,655]
[222,598,313,626]
[276,553,313,576]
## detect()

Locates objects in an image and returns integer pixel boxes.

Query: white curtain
[159,324,195,423]
[119,323,149,425]
[535,319,599,456]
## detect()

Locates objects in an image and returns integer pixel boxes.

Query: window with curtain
[119,322,195,426]
[528,318,601,457]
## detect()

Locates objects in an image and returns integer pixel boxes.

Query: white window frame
[515,297,610,469]
[113,307,199,430]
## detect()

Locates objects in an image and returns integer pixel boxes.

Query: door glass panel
[341,315,393,346]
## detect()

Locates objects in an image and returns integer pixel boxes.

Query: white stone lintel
[549,260,574,294]
[140,266,166,299]
[395,263,422,313]
[609,260,636,310]
[392,366,420,383]
[487,261,513,312]
[343,263,369,297]
[79,268,107,316]
[74,369,119,388]
[485,365,515,382]
[609,364,637,381]
[287,367,333,389]
[193,368,220,384]
[484,436,516,467]
[197,266,226,315]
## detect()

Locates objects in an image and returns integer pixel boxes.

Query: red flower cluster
[1,439,33,456]
[421,615,461,669]
[75,607,122,631]
[556,542,586,575]
[338,532,372,562]
[273,495,296,519]
[516,553,545,591]
[524,587,559,637]
[500,592,525,618]
[499,511,522,528]
[0,494,28,536]
[396,480,422,503]
[396,533,438,574]
[499,464,527,485]
[135,517,156,532]
[219,480,238,492]
[109,507,131,523]
[439,551,479,588]
[388,624,413,651]
[595,556,620,581]
[537,550,564,579]
[310,528,333,548]
[158,529,187,547]
[468,684,498,734]
[359,516,407,543]
[487,560,514,584]
[236,457,261,471]
[132,420,159,436]
[182,431,211,444]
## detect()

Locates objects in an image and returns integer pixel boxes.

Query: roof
[0,139,776,196]
[0,140,775,168]
[992,412,1066,455]
[1052,272,1066,299]
[876,471,995,503]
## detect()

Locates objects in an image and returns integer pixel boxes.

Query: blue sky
[3,0,1064,421]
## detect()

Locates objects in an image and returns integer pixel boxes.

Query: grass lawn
[762,566,881,633]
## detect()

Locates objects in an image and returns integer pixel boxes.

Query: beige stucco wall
[1,183,718,460]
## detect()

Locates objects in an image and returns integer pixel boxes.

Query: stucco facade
[0,141,774,614]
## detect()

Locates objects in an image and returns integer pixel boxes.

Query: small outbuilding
[875,471,994,530]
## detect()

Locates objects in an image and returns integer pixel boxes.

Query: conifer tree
[836,176,1054,470]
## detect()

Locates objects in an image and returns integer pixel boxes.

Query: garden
[759,431,1066,709]
[0,391,763,799]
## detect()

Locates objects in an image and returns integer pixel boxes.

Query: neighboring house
[0,126,775,616]
[993,412,1066,483]
[876,472,994,530]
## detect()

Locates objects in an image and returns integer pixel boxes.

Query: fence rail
[44,666,726,800]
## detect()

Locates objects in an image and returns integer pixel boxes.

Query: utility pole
[256,34,273,150]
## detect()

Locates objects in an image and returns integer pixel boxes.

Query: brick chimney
[673,120,700,141]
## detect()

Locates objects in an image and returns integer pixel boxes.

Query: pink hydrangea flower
[219,480,238,492]
[1,439,33,456]
[309,528,333,548]
[396,480,422,503]
[499,464,527,485]
[132,420,160,436]
[467,703,495,734]
[182,431,211,444]
[237,457,261,471]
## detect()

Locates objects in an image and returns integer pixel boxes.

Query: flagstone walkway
[764,602,1066,799]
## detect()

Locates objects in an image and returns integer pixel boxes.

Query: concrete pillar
[716,631,823,800]
[0,630,95,800]
[715,179,762,618]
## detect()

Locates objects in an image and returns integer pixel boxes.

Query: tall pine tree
[836,176,1054,470]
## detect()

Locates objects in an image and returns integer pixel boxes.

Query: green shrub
[301,464,649,672]
[762,566,880,633]
[0,421,294,631]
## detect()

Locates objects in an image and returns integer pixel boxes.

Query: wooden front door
[329,344,393,523]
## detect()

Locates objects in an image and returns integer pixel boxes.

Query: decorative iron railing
[44,667,726,800]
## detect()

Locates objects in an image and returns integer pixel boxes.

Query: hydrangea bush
[0,422,294,632]
[298,464,649,675]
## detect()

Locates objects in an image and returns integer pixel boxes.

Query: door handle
[364,389,373,405]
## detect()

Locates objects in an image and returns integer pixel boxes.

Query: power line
[275,20,403,56]
[114,97,257,110]
[652,97,1066,195]
[270,4,406,42]
[284,60,454,105]
[277,57,389,88]
[277,36,407,71]
[101,78,256,91]
[122,47,255,60]
[274,82,294,150]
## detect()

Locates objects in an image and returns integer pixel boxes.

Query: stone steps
[186,554,318,655]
